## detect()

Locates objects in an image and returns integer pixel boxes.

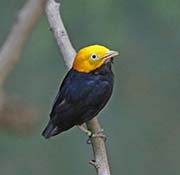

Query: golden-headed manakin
[42,45,119,139]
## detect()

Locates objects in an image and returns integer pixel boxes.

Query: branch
[46,0,76,69]
[0,0,47,131]
[0,0,48,87]
[87,118,111,175]
[46,1,111,175]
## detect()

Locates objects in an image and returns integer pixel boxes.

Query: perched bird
[42,45,119,139]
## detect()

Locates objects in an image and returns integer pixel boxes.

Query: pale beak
[103,50,119,63]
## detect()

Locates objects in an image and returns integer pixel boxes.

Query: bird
[42,45,119,139]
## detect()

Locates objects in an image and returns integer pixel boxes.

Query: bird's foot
[77,125,106,144]
[89,160,100,169]
[87,129,107,144]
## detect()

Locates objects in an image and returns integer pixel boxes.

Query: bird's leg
[77,125,107,144]
[77,124,93,137]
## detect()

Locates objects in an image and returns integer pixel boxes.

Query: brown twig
[0,0,48,87]
[45,0,111,174]
[0,0,47,131]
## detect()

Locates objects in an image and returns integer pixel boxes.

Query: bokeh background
[0,0,180,174]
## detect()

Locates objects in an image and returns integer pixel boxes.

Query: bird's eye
[90,54,99,60]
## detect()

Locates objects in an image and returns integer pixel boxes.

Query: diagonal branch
[0,0,48,131]
[0,0,48,87]
[46,0,111,175]
[45,0,76,69]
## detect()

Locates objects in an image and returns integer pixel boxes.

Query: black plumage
[42,62,114,139]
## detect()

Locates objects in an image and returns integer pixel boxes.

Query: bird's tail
[42,121,59,139]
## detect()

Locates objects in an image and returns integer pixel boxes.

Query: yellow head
[72,45,119,73]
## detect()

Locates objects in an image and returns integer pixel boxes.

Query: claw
[86,129,107,144]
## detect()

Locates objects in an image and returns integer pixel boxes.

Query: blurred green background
[0,0,180,174]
